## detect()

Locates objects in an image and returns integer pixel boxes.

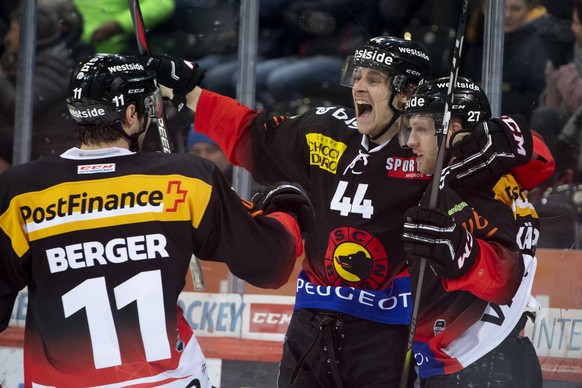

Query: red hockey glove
[141,54,205,112]
[442,115,533,187]
[403,206,479,279]
[251,182,314,234]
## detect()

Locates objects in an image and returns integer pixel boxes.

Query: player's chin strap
[368,93,401,142]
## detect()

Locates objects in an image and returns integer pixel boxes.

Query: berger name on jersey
[46,233,169,273]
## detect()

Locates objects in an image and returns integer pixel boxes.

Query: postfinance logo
[306,133,347,174]
[6,175,212,248]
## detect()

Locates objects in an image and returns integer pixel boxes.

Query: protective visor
[398,113,441,148]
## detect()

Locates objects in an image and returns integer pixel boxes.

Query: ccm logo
[78,163,116,174]
[249,303,293,334]
[500,116,526,156]
[251,312,291,325]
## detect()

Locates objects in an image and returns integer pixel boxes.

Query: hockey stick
[398,1,469,386]
[127,0,172,154]
[128,0,206,291]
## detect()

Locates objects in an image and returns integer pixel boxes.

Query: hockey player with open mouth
[142,34,553,386]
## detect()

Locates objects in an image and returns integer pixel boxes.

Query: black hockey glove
[141,54,206,112]
[442,115,533,187]
[251,182,315,234]
[403,206,479,279]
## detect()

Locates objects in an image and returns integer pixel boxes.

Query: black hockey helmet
[66,54,157,126]
[403,76,491,129]
[340,36,431,92]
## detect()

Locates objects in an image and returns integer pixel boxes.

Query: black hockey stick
[398,1,469,386]
[128,0,205,291]
[128,0,172,154]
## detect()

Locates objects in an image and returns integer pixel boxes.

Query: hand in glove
[403,206,479,279]
[141,54,206,112]
[442,115,533,187]
[251,182,315,234]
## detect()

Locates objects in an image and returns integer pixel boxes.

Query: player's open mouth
[356,101,373,119]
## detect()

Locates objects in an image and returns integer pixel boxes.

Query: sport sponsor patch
[385,156,431,179]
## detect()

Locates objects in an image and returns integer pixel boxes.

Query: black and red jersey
[195,90,550,325]
[196,91,432,292]
[194,90,550,373]
[411,174,539,378]
[0,147,301,387]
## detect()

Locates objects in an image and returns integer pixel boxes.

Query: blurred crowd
[1,0,582,248]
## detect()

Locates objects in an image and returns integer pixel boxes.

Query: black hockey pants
[277,308,415,388]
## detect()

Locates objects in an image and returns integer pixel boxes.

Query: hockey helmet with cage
[340,36,431,92]
[66,54,157,126]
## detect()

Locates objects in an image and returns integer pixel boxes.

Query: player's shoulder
[281,105,357,135]
[0,156,71,198]
[1,156,62,178]
[138,151,219,177]
[299,105,356,122]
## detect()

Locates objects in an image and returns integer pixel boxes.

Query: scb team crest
[325,226,388,288]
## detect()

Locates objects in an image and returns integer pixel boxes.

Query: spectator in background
[157,0,292,146]
[530,0,582,186]
[527,0,574,68]
[0,0,17,169]
[0,1,18,58]
[201,0,380,114]
[39,0,95,63]
[264,0,381,114]
[461,0,553,121]
[72,0,175,54]
[378,0,469,77]
[0,5,78,162]
[199,0,294,108]
[157,0,242,64]
[186,128,233,182]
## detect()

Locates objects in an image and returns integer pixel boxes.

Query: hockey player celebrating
[0,53,314,388]
[142,36,553,387]
[401,77,544,387]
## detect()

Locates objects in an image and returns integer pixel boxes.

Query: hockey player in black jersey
[142,36,553,387]
[401,77,543,387]
[0,53,314,388]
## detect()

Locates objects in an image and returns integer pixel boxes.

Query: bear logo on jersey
[325,226,388,288]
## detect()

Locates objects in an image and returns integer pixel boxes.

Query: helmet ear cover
[391,74,409,93]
